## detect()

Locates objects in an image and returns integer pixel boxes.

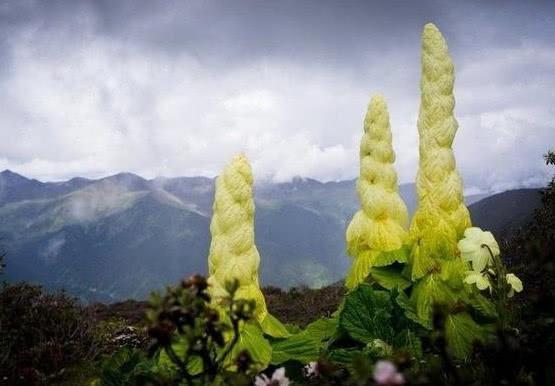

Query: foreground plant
[400,23,495,358]
[345,94,410,290]
[93,275,259,385]
[408,22,471,284]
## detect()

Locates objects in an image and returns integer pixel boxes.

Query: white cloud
[0,11,553,194]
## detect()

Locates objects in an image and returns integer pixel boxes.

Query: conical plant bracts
[409,23,472,280]
[207,153,289,338]
[345,95,409,290]
[405,24,489,359]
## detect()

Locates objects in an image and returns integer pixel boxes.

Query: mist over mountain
[0,170,541,302]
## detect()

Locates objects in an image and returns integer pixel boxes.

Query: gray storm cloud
[0,0,553,193]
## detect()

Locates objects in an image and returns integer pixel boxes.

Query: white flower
[458,227,500,272]
[373,360,405,385]
[303,361,319,378]
[255,367,290,386]
[506,273,523,297]
[464,271,492,291]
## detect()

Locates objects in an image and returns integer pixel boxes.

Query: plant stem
[165,345,194,385]
[482,244,509,329]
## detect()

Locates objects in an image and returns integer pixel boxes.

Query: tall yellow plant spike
[409,23,472,279]
[345,95,409,289]
[207,154,289,338]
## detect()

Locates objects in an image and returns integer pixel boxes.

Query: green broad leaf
[327,348,361,369]
[260,313,291,338]
[345,250,377,289]
[444,312,484,359]
[396,290,430,329]
[371,265,411,290]
[466,291,497,319]
[329,347,383,372]
[304,317,338,341]
[98,348,147,386]
[373,246,410,267]
[284,323,302,334]
[439,259,467,291]
[270,317,338,365]
[410,273,459,324]
[393,329,423,359]
[227,322,272,371]
[409,241,436,280]
[270,331,322,364]
[339,284,394,344]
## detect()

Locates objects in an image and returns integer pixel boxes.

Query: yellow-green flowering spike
[345,95,409,289]
[409,23,471,275]
[404,24,487,360]
[207,154,288,338]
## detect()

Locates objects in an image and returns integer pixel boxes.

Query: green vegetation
[0,283,100,385]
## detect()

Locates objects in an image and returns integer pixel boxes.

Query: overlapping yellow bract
[409,23,472,280]
[207,153,288,338]
[345,95,409,289]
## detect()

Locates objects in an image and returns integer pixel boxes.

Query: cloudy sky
[0,0,553,193]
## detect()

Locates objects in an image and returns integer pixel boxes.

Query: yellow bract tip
[423,22,439,33]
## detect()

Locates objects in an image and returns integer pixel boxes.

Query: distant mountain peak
[0,169,30,182]
[97,172,149,191]
[268,176,324,191]
[291,176,321,184]
[104,172,146,181]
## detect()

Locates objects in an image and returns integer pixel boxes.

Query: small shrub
[0,283,99,385]
[93,275,261,385]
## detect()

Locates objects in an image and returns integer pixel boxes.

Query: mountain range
[0,170,542,302]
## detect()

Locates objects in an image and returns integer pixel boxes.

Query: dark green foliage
[502,150,555,384]
[94,349,162,386]
[0,283,99,385]
[93,348,199,386]
[268,284,422,384]
[334,285,423,359]
[94,275,260,386]
[270,317,337,364]
[339,286,397,344]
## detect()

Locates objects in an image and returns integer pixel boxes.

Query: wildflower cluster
[457,227,523,331]
[459,227,522,297]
